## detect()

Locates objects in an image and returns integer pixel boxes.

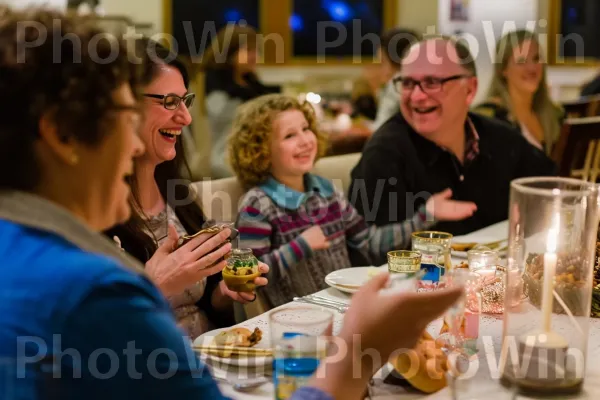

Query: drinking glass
[467,246,498,272]
[438,269,482,355]
[387,250,421,274]
[411,231,453,282]
[270,307,334,400]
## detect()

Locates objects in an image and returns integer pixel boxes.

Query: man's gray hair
[408,35,478,77]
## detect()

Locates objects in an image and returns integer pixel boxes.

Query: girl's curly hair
[228,94,329,189]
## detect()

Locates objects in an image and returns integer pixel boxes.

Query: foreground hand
[426,188,477,221]
[217,262,269,304]
[145,225,233,297]
[339,272,463,362]
[309,273,463,400]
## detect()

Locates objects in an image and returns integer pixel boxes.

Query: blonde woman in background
[474,30,563,155]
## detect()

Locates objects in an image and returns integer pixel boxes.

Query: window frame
[163,0,398,66]
[547,0,600,66]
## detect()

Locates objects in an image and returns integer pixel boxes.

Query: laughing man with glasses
[349,36,557,264]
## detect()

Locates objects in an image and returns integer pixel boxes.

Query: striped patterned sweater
[236,174,435,308]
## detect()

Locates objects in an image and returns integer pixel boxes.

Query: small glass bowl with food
[222,248,261,293]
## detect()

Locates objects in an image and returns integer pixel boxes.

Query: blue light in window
[324,1,352,22]
[224,9,242,22]
[567,7,578,23]
[289,14,304,31]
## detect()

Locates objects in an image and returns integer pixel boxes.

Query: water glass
[387,250,421,274]
[467,246,498,272]
[411,231,452,282]
[438,269,482,354]
[270,307,333,400]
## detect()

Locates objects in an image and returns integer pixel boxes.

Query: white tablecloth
[211,221,600,399]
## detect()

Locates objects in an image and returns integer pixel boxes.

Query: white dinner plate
[451,220,509,259]
[325,266,421,295]
[192,327,272,368]
[324,266,387,294]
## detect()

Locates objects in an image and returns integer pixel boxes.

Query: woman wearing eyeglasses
[106,39,268,340]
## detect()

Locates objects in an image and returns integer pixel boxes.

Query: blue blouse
[0,219,332,400]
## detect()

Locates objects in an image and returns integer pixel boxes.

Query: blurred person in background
[202,24,280,179]
[372,28,420,131]
[473,30,563,155]
[351,63,380,121]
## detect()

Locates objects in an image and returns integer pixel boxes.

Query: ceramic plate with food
[450,221,509,258]
[192,326,272,367]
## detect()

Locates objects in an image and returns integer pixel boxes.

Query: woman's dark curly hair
[0,7,151,190]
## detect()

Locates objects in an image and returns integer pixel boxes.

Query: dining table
[199,221,600,399]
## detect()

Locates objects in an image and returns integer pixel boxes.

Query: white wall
[100,0,163,33]
[0,0,67,9]
[397,0,438,33]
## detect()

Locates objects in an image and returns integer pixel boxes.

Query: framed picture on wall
[450,0,470,22]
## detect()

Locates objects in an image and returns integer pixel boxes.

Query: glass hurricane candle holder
[501,177,600,396]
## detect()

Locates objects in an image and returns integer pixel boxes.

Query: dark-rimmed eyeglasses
[393,75,471,94]
[144,93,195,110]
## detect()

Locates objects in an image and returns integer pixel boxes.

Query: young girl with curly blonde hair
[229,94,476,308]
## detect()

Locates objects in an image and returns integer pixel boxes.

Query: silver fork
[293,297,348,313]
[307,295,350,307]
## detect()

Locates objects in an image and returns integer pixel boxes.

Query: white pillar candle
[541,219,559,332]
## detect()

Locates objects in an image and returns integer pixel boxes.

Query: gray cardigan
[206,90,241,179]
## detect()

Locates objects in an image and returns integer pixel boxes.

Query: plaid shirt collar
[417,117,481,167]
[464,117,480,164]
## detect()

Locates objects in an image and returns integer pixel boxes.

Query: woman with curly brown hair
[229,94,477,308]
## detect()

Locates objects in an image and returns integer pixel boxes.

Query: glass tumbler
[412,231,453,283]
[270,307,333,400]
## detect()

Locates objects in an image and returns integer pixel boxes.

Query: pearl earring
[70,153,79,165]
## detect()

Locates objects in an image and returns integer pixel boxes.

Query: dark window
[559,0,600,59]
[171,0,260,56]
[291,0,384,58]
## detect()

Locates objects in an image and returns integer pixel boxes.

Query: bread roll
[390,332,448,394]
